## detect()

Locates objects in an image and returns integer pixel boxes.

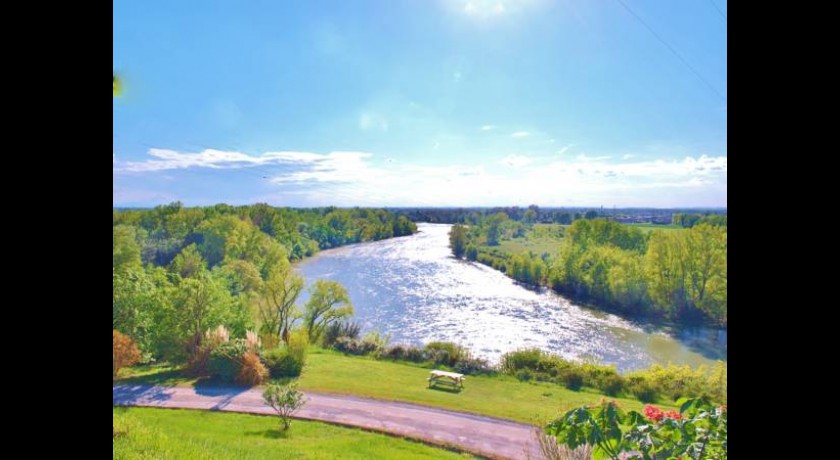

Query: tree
[168,243,207,279]
[258,264,305,344]
[303,280,353,343]
[449,224,467,258]
[113,330,140,377]
[174,272,237,354]
[486,213,507,245]
[113,225,142,273]
[262,382,306,431]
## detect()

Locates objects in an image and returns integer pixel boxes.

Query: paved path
[113,385,541,459]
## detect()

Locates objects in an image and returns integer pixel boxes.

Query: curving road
[113,384,541,459]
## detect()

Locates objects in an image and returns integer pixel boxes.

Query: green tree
[258,264,305,344]
[485,213,507,246]
[449,224,467,258]
[113,225,142,273]
[174,272,238,353]
[303,280,353,343]
[168,243,207,279]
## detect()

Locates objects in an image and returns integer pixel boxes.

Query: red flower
[664,410,683,420]
[644,405,664,422]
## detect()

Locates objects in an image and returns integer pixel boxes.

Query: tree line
[449,217,727,325]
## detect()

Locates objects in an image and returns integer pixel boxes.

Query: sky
[113,0,727,208]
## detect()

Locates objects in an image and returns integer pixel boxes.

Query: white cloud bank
[116,148,726,207]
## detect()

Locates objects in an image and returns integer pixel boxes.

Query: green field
[113,407,474,459]
[116,348,673,425]
[628,223,682,232]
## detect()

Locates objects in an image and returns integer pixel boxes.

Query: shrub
[262,382,306,431]
[333,336,362,355]
[515,369,533,381]
[627,375,659,403]
[559,367,585,391]
[262,347,305,378]
[187,326,232,376]
[425,341,466,367]
[380,344,407,360]
[236,351,268,386]
[113,330,141,377]
[597,373,626,396]
[207,340,247,382]
[453,356,496,376]
[287,329,309,367]
[500,348,545,374]
[322,321,361,348]
[707,361,727,404]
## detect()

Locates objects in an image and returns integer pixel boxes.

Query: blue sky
[113,0,727,208]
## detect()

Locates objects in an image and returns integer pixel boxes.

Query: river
[295,223,726,372]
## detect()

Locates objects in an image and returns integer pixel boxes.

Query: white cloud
[481,125,496,131]
[622,154,636,160]
[116,148,360,173]
[117,147,726,207]
[500,154,533,168]
[453,71,462,83]
[511,131,530,138]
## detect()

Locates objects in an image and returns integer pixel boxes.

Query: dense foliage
[113,330,141,377]
[113,203,415,364]
[546,397,727,459]
[500,349,726,404]
[450,216,727,325]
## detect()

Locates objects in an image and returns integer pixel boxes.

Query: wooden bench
[427,370,465,389]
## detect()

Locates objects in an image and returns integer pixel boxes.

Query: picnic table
[427,370,465,389]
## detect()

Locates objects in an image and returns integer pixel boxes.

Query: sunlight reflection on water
[296,223,726,372]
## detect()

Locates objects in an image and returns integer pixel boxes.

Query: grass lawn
[297,349,663,424]
[113,407,474,459]
[116,348,675,425]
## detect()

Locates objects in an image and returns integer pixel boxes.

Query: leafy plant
[114,330,141,377]
[262,382,306,431]
[546,397,727,460]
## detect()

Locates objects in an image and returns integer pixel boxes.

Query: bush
[322,321,361,348]
[207,341,247,382]
[627,375,659,403]
[236,351,268,386]
[597,373,626,396]
[114,330,141,377]
[262,347,305,378]
[262,382,306,431]
[500,348,545,374]
[559,367,585,390]
[515,369,533,381]
[454,356,496,376]
[425,341,466,367]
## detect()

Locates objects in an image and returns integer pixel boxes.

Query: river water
[295,223,726,372]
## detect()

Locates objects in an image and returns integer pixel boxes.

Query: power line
[705,0,727,20]
[614,0,726,103]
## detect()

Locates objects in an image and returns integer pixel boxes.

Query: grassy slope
[117,348,673,425]
[113,407,473,459]
[297,349,661,424]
